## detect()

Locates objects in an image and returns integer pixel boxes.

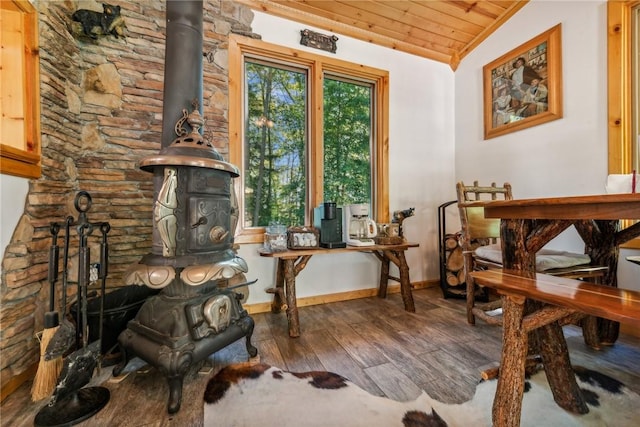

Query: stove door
[186,168,232,253]
[188,195,231,252]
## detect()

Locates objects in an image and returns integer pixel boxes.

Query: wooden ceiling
[235,1,529,70]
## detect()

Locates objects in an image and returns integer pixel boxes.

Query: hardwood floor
[2,286,640,426]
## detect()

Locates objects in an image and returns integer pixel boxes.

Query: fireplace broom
[31,224,64,401]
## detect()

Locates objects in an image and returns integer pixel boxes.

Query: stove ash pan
[127,286,250,343]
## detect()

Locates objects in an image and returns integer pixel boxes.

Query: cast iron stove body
[114,1,256,414]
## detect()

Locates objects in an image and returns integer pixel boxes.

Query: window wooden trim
[0,0,41,179]
[608,0,640,249]
[229,34,389,244]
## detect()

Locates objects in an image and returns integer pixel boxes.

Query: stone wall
[0,0,254,389]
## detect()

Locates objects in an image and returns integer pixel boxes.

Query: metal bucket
[71,286,158,363]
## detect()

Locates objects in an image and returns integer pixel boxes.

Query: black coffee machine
[314,202,346,248]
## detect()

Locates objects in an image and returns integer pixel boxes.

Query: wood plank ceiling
[235,0,529,70]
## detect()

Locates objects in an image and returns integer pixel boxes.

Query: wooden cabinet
[1,0,41,178]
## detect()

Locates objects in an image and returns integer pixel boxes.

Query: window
[243,60,308,227]
[608,0,640,248]
[0,0,41,179]
[323,76,374,208]
[229,35,389,244]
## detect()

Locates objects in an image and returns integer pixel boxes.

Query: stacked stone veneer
[0,0,255,390]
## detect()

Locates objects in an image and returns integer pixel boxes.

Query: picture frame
[483,24,562,140]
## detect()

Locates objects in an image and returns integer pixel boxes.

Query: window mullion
[309,63,324,212]
[375,75,390,223]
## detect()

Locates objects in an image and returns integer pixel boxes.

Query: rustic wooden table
[469,193,640,427]
[259,242,419,337]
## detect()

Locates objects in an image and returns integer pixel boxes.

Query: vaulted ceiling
[235,0,529,70]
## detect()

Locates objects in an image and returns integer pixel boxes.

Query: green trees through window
[244,62,307,227]
[323,77,373,209]
[244,61,373,228]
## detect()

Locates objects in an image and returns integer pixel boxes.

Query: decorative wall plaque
[300,29,338,53]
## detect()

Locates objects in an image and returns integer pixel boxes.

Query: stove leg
[167,375,184,414]
[246,337,257,358]
[241,315,258,357]
[112,345,131,377]
[245,328,257,358]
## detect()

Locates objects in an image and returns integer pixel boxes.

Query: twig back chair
[457,181,512,325]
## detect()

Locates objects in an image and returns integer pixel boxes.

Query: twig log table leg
[375,251,390,298]
[574,219,640,346]
[267,259,287,313]
[536,316,588,414]
[493,294,527,427]
[372,249,415,312]
[491,218,597,426]
[395,250,414,312]
[282,258,299,337]
[277,255,312,338]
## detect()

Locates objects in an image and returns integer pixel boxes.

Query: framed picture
[483,24,562,139]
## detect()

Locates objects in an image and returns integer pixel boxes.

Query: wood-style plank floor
[2,286,640,426]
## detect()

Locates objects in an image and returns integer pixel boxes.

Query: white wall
[455,1,607,197]
[0,175,28,264]
[454,0,639,290]
[239,12,455,304]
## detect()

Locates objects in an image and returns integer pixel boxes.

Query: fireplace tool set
[34,191,112,427]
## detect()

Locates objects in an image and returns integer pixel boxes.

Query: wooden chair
[456,181,607,325]
[457,181,512,325]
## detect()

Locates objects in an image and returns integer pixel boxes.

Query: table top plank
[258,242,419,258]
[462,193,640,220]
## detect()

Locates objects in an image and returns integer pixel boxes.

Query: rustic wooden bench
[470,269,640,427]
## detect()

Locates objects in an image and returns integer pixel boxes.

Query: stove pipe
[161,1,203,150]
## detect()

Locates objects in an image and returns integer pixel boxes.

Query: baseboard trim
[245,280,438,314]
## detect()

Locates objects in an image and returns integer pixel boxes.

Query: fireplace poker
[45,216,76,361]
[96,222,110,372]
[31,223,64,401]
[78,223,93,350]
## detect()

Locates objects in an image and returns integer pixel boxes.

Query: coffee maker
[343,203,377,246]
[313,202,346,248]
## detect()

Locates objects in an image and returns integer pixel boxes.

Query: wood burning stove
[113,1,256,414]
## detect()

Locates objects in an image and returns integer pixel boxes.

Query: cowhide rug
[203,363,639,427]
